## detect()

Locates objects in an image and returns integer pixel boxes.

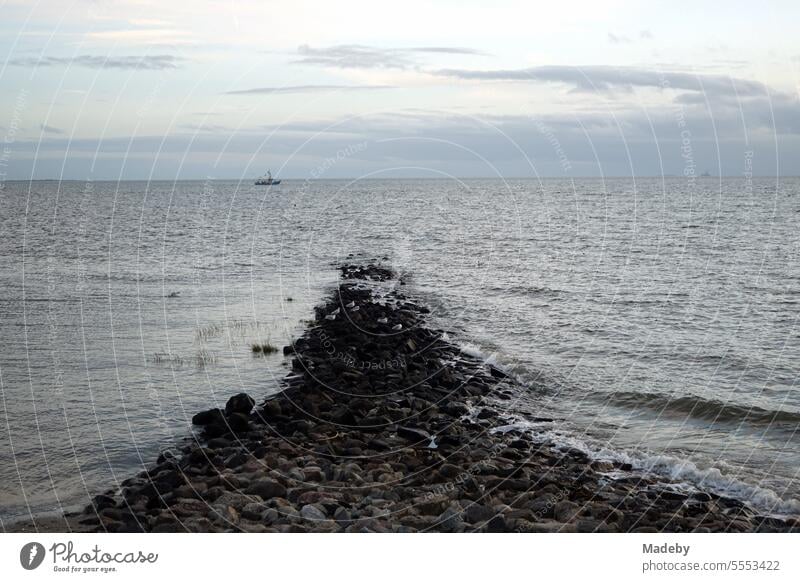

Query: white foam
[458,342,497,365]
[492,420,800,518]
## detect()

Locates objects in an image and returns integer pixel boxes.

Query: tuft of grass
[195,349,217,368]
[252,341,278,355]
[196,319,267,342]
[149,351,216,368]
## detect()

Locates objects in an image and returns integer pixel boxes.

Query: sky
[1,0,799,179]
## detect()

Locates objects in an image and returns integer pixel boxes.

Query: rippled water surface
[1,177,798,522]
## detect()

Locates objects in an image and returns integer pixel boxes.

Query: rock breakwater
[67,264,798,532]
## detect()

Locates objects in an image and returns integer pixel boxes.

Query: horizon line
[5,175,796,182]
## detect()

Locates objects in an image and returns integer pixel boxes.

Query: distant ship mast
[255,169,281,185]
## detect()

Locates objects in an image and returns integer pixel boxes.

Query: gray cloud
[226,84,397,95]
[10,54,184,70]
[293,44,486,69]
[434,65,768,97]
[39,124,64,135]
[408,47,486,55]
[9,90,800,179]
[608,33,631,44]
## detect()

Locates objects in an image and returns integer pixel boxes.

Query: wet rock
[464,504,495,524]
[527,493,560,518]
[300,504,327,521]
[333,506,352,525]
[87,494,117,513]
[246,479,286,500]
[486,515,509,532]
[416,495,450,515]
[397,426,431,444]
[192,408,224,426]
[437,507,463,532]
[438,463,461,479]
[225,393,255,415]
[226,412,251,434]
[554,500,580,523]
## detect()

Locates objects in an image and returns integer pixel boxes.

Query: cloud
[8,97,800,181]
[12,104,799,179]
[9,54,184,70]
[292,44,486,69]
[607,33,631,44]
[84,28,193,45]
[433,65,768,97]
[39,124,64,135]
[640,29,654,40]
[408,47,486,55]
[225,84,397,95]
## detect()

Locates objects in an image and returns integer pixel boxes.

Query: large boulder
[225,393,255,415]
[192,408,224,426]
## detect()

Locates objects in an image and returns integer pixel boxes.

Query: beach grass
[252,341,278,354]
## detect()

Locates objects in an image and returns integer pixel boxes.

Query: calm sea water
[1,177,798,523]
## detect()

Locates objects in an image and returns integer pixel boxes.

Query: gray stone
[300,504,327,521]
[333,506,352,525]
[437,507,463,532]
[241,502,265,521]
[554,500,580,522]
[246,478,286,500]
[464,504,496,524]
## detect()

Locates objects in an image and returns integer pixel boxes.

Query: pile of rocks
[74,263,798,532]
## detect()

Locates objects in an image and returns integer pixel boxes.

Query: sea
[1,177,798,524]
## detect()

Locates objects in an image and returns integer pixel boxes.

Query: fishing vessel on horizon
[255,170,281,185]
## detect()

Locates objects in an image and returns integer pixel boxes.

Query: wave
[492,420,800,517]
[601,390,800,427]
[488,284,563,298]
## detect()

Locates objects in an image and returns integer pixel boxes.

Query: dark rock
[192,408,224,426]
[87,494,117,513]
[226,412,251,433]
[246,479,286,500]
[464,504,496,524]
[260,399,282,418]
[333,506,352,525]
[444,402,469,417]
[225,393,255,415]
[437,507,463,532]
[486,515,509,532]
[207,437,232,449]
[330,406,356,425]
[416,495,450,515]
[439,463,461,479]
[397,426,431,444]
[554,500,580,522]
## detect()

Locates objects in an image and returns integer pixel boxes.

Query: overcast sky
[2,0,799,179]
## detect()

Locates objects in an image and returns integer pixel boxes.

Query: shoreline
[8,262,798,533]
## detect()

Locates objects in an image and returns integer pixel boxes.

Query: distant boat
[255,170,281,185]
